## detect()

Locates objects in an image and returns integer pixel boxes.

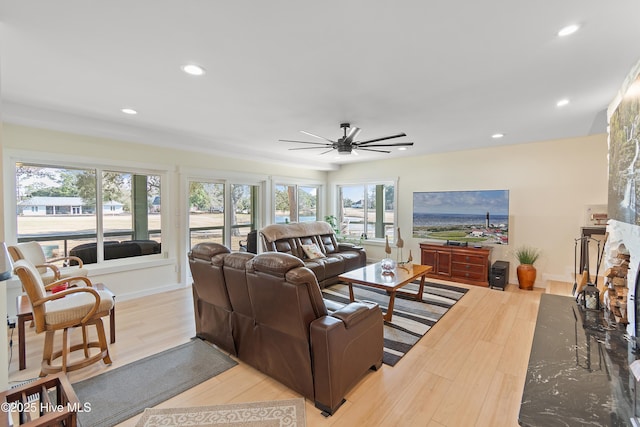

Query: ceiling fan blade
[299,131,336,143]
[288,146,333,151]
[279,139,333,146]
[356,132,407,145]
[319,148,336,155]
[355,142,414,148]
[344,127,361,144]
[356,147,391,154]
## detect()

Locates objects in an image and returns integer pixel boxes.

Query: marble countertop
[519,294,638,426]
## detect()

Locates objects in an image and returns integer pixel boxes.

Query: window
[230,183,257,250]
[337,182,395,241]
[15,162,162,264]
[188,180,258,251]
[101,170,162,245]
[189,181,225,247]
[274,184,319,223]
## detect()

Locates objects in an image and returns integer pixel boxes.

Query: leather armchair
[245,252,383,415]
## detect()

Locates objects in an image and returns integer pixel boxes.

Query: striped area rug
[322,281,468,366]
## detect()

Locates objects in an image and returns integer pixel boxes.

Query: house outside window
[15,163,162,263]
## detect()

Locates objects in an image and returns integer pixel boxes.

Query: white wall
[329,133,609,288]
[2,123,327,300]
[2,123,609,294]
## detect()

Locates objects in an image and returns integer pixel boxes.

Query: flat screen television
[413,190,509,245]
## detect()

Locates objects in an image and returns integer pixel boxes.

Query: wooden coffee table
[338,263,432,322]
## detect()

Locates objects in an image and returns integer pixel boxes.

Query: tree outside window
[15,163,162,263]
[188,181,257,251]
[274,184,318,224]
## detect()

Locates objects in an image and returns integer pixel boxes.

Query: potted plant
[515,246,541,290]
[324,215,341,236]
[324,215,364,245]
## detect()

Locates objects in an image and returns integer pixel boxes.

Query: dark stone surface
[519,294,638,426]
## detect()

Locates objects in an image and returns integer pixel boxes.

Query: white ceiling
[2,1,639,171]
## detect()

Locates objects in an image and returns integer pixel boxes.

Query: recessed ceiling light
[557,99,570,107]
[398,147,408,151]
[121,108,138,115]
[492,133,504,139]
[558,24,580,37]
[181,64,206,76]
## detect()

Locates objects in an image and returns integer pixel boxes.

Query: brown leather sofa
[259,221,366,287]
[188,242,383,415]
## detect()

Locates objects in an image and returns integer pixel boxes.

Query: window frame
[333,178,398,243]
[271,177,323,224]
[6,149,170,266]
[180,167,268,285]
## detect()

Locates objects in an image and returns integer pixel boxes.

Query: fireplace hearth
[604,220,640,338]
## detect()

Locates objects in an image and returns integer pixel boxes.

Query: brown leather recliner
[188,243,236,356]
[221,251,257,365]
[242,252,383,415]
[188,243,383,415]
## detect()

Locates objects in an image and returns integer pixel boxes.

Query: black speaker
[490,261,510,290]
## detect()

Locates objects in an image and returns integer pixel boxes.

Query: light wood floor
[8,280,564,426]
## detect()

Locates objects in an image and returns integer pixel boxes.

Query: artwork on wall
[609,75,640,225]
[413,190,509,244]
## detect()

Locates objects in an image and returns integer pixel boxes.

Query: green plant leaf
[515,246,541,265]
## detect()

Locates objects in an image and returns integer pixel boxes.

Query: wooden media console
[420,243,492,287]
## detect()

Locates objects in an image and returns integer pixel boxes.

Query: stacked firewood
[604,252,630,324]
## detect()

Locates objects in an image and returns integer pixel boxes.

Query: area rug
[72,338,238,427]
[322,280,467,366]
[135,398,306,427]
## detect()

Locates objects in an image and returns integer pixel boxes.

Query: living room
[1,2,640,426]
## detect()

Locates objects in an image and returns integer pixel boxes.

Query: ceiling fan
[279,122,414,155]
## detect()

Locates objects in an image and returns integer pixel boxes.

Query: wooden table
[0,372,80,426]
[16,283,116,371]
[338,263,432,322]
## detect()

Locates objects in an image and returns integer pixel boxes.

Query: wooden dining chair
[8,241,88,286]
[13,259,114,376]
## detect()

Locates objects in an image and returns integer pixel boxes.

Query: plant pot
[517,264,537,290]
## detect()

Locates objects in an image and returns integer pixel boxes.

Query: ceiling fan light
[337,145,352,154]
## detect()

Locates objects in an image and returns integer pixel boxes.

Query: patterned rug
[322,280,468,366]
[135,398,306,427]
